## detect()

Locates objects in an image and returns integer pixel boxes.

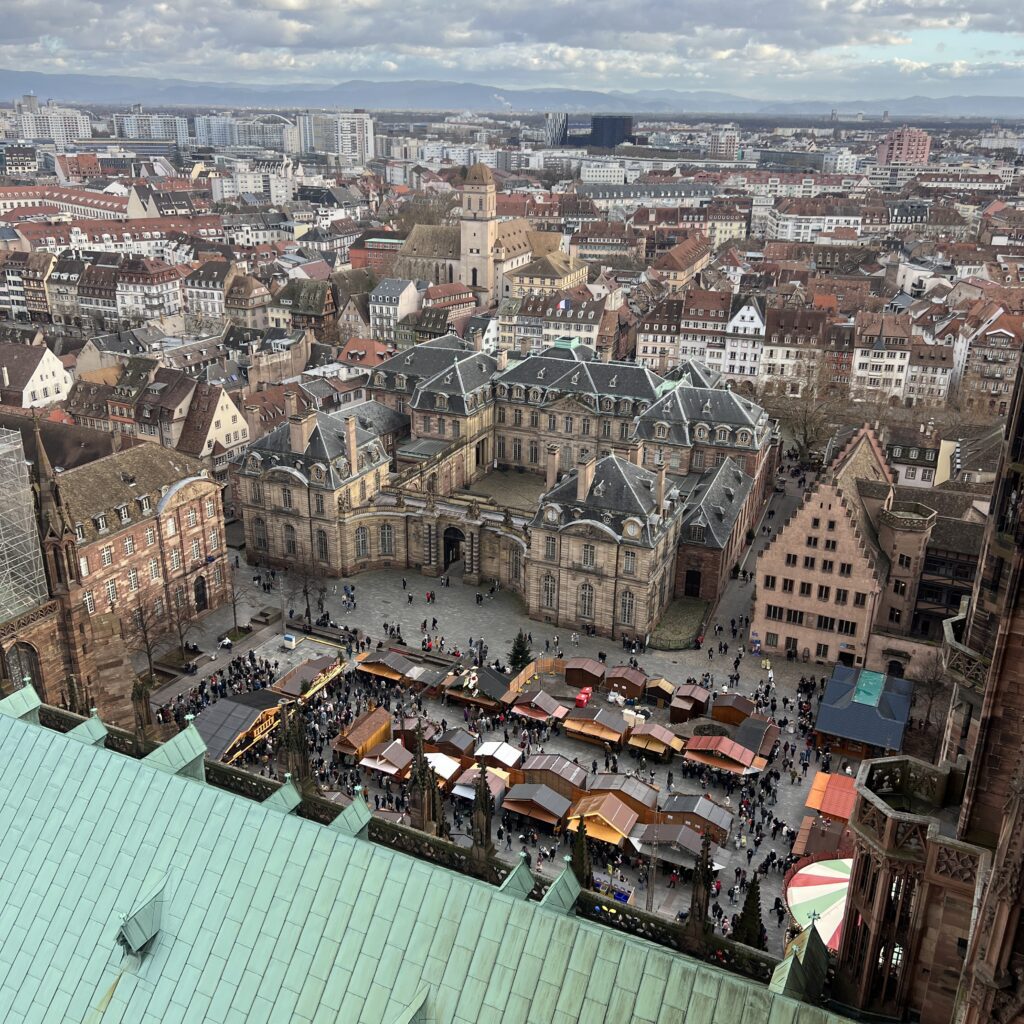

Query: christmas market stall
[626,721,685,761]
[509,689,570,726]
[567,793,639,849]
[804,771,857,824]
[605,665,647,702]
[193,689,282,765]
[512,753,588,802]
[502,783,571,832]
[589,774,661,824]
[711,692,756,726]
[670,683,711,723]
[563,705,628,749]
[273,655,341,700]
[358,739,414,779]
[474,740,523,772]
[660,793,734,845]
[564,657,605,690]
[330,706,391,763]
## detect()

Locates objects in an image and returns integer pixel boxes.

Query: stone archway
[443,526,465,571]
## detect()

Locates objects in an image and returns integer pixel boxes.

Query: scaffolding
[0,427,49,623]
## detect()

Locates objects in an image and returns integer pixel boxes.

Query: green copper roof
[852,670,886,708]
[0,712,855,1024]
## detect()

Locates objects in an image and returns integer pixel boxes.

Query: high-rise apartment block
[875,125,931,166]
[543,112,568,147]
[14,102,91,152]
[113,112,189,147]
[297,110,375,164]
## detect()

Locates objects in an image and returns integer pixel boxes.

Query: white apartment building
[765,202,863,241]
[297,111,375,164]
[369,278,420,342]
[113,113,189,147]
[194,116,239,147]
[15,105,91,152]
[210,161,296,205]
[723,298,766,384]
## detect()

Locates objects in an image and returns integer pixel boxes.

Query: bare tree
[124,595,172,685]
[760,360,848,461]
[912,650,953,728]
[165,591,199,662]
[284,559,328,626]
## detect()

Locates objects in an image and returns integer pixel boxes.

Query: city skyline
[5,1,1024,101]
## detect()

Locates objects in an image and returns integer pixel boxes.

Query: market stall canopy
[425,751,462,785]
[671,683,712,723]
[519,753,588,793]
[273,655,339,699]
[331,706,391,759]
[683,734,767,775]
[359,739,414,777]
[452,766,507,803]
[646,676,676,700]
[433,728,477,758]
[564,657,605,688]
[793,815,849,858]
[563,705,627,744]
[629,823,724,870]
[661,793,734,838]
[444,664,510,704]
[786,858,853,952]
[589,773,660,813]
[568,793,639,848]
[510,689,570,723]
[606,665,647,699]
[733,715,781,758]
[805,772,857,823]
[627,721,685,756]
[815,666,912,753]
[711,692,756,723]
[193,689,281,763]
[503,783,571,826]
[474,740,523,770]
[355,649,414,681]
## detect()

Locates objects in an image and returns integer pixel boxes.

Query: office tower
[590,115,633,149]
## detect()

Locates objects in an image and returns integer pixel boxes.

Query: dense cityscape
[2,33,1024,1024]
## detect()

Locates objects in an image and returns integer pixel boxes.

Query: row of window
[763,633,833,659]
[781,554,854,575]
[76,497,215,540]
[540,576,637,625]
[764,604,858,635]
[763,576,868,606]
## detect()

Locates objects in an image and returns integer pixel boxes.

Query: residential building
[0,344,73,408]
[369,278,420,343]
[112,112,189,147]
[115,257,185,323]
[875,125,931,166]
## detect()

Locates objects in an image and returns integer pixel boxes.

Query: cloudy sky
[6,0,1024,97]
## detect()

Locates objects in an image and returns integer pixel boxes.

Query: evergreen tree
[508,631,532,674]
[733,874,767,950]
[570,816,593,889]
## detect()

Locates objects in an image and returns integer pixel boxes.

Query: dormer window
[75,523,85,541]
[655,423,669,439]
[716,428,729,443]
[137,495,151,512]
[116,505,130,524]
[696,426,708,441]
[95,514,108,532]
[737,431,751,446]
[395,374,407,390]
[374,373,385,387]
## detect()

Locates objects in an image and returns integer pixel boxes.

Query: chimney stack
[656,465,667,513]
[576,456,596,502]
[346,415,359,476]
[1,366,8,388]
[632,440,645,467]
[472,330,483,353]
[283,389,298,419]
[496,350,508,371]
[546,444,560,490]
[288,409,316,454]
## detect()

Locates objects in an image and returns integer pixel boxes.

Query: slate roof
[0,709,857,1024]
[635,385,767,450]
[370,334,471,393]
[533,455,674,547]
[400,224,461,260]
[676,458,754,549]
[236,409,388,489]
[495,354,664,410]
[0,344,48,390]
[410,352,497,414]
[274,278,333,317]
[815,665,913,751]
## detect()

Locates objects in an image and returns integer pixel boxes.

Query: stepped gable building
[232,339,778,637]
[394,163,570,305]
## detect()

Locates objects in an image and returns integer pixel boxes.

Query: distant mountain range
[1,67,1023,118]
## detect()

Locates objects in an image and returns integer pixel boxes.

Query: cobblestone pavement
[150,462,842,955]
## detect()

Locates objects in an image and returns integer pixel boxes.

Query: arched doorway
[443,527,465,571]
[2,641,41,691]
[193,575,208,613]
[887,659,905,678]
